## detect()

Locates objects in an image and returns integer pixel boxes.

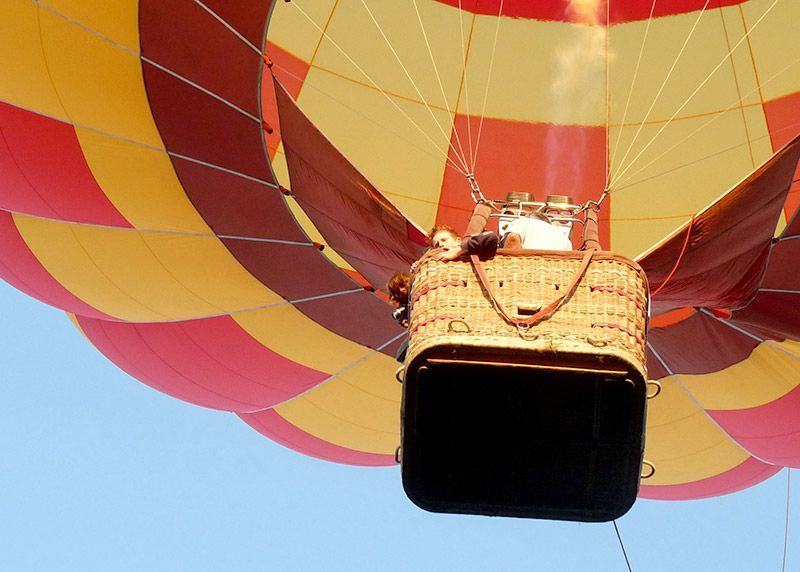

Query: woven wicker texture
[407,250,649,377]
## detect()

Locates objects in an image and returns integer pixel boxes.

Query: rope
[782,468,791,572]
[651,216,694,297]
[611,55,800,190]
[472,0,506,170]
[604,0,611,193]
[610,0,713,185]
[357,0,471,172]
[613,0,782,185]
[590,286,646,311]
[269,62,473,177]
[592,323,645,349]
[612,121,800,192]
[469,249,594,328]
[410,0,472,171]
[613,520,633,572]
[288,1,469,175]
[410,280,467,304]
[605,0,659,191]
[457,0,476,168]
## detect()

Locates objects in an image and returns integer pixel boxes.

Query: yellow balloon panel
[682,340,800,411]
[233,304,380,376]
[40,0,139,53]
[297,68,451,230]
[38,7,162,147]
[74,128,211,234]
[14,214,281,322]
[644,377,751,485]
[0,0,68,119]
[275,351,401,454]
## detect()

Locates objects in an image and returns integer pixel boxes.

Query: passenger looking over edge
[428,195,573,262]
[387,271,411,362]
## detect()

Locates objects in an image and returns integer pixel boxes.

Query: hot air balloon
[1,0,799,511]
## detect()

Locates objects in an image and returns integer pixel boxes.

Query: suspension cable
[614,115,800,192]
[782,468,792,572]
[605,0,659,191]
[613,0,782,185]
[609,54,800,191]
[270,61,473,178]
[410,0,472,171]
[610,123,800,193]
[612,3,792,190]
[356,0,471,173]
[457,0,476,168]
[610,0,713,185]
[613,520,634,572]
[472,0,506,170]
[466,173,487,204]
[288,0,469,175]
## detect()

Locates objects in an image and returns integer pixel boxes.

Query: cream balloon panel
[743,0,800,102]
[268,3,797,130]
[608,7,759,124]
[609,108,772,257]
[296,68,452,231]
[463,15,607,125]
[311,0,468,111]
[266,0,338,63]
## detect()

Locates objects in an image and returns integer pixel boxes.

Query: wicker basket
[400,249,650,521]
[406,249,649,376]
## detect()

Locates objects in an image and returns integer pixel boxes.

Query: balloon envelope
[1,0,799,499]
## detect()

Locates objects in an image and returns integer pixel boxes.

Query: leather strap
[469,249,596,328]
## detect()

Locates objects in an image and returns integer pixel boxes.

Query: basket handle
[469,249,596,328]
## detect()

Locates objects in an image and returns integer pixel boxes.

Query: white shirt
[503,217,573,251]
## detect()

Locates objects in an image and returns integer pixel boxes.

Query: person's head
[498,209,517,236]
[427,224,460,249]
[387,272,411,306]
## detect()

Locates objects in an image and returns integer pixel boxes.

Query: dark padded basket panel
[401,353,647,521]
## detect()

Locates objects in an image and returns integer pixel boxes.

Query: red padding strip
[590,285,645,311]
[592,322,644,348]
[411,280,467,304]
[410,314,461,335]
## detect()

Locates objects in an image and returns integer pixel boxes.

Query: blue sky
[1,278,796,571]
